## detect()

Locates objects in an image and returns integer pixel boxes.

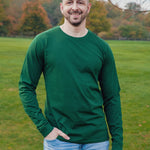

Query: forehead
[62,0,89,2]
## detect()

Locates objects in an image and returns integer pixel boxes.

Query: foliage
[0,0,9,9]
[105,2,122,19]
[119,23,149,40]
[87,0,111,34]
[6,0,26,21]
[19,1,52,36]
[0,0,150,39]
[43,0,62,26]
[144,12,150,28]
[0,18,11,35]
[98,27,120,40]
[0,0,11,36]
[0,0,5,22]
[125,2,141,11]
[101,1,150,40]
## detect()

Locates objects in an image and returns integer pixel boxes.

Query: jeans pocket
[44,138,58,142]
[44,138,58,148]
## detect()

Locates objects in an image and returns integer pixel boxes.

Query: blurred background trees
[0,0,11,36]
[87,0,111,34]
[0,0,149,40]
[19,1,51,36]
[43,0,62,26]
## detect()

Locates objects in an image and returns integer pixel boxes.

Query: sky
[101,0,150,11]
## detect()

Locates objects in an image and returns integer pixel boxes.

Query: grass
[0,37,150,150]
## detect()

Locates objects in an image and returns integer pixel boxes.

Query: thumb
[57,129,70,140]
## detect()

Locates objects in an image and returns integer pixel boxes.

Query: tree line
[0,0,150,40]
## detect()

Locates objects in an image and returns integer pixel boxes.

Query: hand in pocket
[45,127,70,140]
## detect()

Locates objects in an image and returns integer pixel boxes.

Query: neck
[60,19,88,37]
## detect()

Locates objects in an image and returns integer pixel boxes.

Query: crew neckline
[58,26,90,39]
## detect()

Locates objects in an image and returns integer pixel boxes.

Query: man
[19,0,123,150]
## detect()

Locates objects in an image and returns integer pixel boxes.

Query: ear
[87,3,92,14]
[60,2,63,14]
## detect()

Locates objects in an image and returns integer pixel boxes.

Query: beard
[63,8,89,26]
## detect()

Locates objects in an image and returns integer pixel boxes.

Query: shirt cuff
[38,123,54,137]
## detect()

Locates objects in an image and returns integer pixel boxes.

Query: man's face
[60,0,91,26]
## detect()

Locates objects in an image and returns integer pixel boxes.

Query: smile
[68,10,82,15]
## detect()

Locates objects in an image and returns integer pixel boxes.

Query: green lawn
[0,37,150,150]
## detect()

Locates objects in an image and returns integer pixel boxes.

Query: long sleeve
[99,45,123,150]
[19,37,53,137]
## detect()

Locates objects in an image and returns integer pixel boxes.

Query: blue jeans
[44,139,109,150]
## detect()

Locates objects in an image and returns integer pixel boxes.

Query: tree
[19,1,52,36]
[0,0,5,22]
[0,0,11,36]
[105,2,122,19]
[119,23,149,40]
[86,0,111,34]
[43,0,62,26]
[125,2,141,11]
[0,0,9,9]
[144,13,150,27]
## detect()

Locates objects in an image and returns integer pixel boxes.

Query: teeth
[68,11,82,15]
[72,13,81,15]
[69,11,82,14]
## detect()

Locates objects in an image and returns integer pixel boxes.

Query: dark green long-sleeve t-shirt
[19,26,123,150]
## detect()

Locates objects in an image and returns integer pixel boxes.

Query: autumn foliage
[19,1,52,36]
[87,0,111,34]
[0,0,11,35]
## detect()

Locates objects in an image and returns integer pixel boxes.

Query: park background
[1,0,150,39]
[0,0,150,149]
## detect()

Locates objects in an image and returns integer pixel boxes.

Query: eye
[66,1,73,5]
[77,1,85,5]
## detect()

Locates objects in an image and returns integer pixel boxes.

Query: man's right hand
[44,127,70,140]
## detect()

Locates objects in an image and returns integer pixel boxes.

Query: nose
[72,2,78,10]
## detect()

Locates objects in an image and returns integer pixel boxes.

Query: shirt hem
[57,136,109,144]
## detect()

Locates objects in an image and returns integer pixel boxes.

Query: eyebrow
[64,0,84,1]
[63,0,89,4]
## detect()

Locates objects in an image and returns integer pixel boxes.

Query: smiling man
[19,0,123,150]
[61,0,90,26]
